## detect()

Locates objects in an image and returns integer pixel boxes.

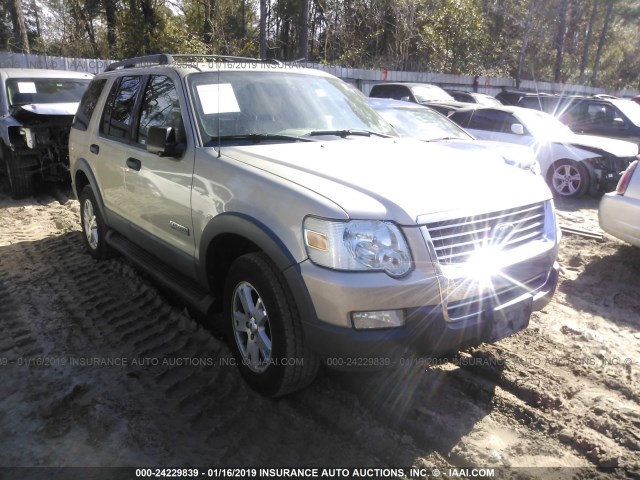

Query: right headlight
[303,217,413,278]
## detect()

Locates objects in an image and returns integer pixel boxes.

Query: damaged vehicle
[449,106,639,198]
[0,68,92,198]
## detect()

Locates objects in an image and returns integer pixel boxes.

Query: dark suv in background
[497,89,640,144]
[0,68,92,198]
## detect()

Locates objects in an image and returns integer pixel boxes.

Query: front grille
[424,203,546,265]
[446,273,547,321]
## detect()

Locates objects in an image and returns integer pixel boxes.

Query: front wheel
[548,159,589,198]
[223,253,319,397]
[79,185,110,259]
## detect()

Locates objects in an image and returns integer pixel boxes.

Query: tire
[548,159,589,198]
[79,185,110,260]
[223,252,319,397]
[3,147,34,199]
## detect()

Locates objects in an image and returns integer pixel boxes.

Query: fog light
[352,310,405,329]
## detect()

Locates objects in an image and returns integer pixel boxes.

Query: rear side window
[72,79,107,131]
[100,76,142,141]
[459,109,512,133]
[370,85,412,101]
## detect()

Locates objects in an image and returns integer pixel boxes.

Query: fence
[1,51,638,98]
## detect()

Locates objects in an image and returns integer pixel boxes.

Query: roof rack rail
[105,54,174,72]
[105,53,283,72]
[171,54,283,66]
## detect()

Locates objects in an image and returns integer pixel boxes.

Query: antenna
[217,61,221,158]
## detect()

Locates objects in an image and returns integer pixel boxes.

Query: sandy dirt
[0,182,638,479]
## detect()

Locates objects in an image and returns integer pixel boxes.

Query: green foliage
[9,0,640,90]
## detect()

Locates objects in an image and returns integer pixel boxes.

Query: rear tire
[548,159,589,198]
[79,185,110,260]
[3,147,34,199]
[223,252,319,397]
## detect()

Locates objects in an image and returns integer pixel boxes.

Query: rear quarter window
[72,79,107,131]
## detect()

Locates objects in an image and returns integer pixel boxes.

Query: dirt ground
[0,181,638,480]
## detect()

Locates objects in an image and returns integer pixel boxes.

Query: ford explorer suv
[69,54,560,397]
[1,68,92,198]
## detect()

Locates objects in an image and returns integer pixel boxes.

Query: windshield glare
[514,108,575,139]
[7,78,90,106]
[377,106,471,141]
[188,70,395,144]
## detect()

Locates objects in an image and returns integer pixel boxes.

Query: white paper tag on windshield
[197,83,240,114]
[17,82,37,93]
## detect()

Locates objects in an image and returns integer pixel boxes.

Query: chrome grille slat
[425,202,546,265]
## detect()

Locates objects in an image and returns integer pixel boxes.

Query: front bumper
[297,260,559,367]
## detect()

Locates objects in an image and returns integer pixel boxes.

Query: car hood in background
[11,102,80,123]
[564,134,639,158]
[222,138,551,225]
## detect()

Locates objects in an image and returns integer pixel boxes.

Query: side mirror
[613,117,626,129]
[400,96,411,102]
[147,126,185,158]
[511,123,525,135]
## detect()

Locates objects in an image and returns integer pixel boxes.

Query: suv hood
[439,138,537,171]
[223,138,551,224]
[11,102,79,123]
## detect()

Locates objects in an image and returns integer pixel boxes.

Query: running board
[105,231,216,316]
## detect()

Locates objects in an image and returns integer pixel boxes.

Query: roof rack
[105,54,282,72]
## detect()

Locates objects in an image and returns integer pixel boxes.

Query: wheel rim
[552,163,582,196]
[231,281,272,373]
[83,198,99,250]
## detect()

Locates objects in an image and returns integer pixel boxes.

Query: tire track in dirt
[0,195,446,469]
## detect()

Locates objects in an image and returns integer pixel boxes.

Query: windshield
[188,70,395,144]
[376,106,472,141]
[612,99,640,126]
[412,85,454,103]
[7,78,91,106]
[513,108,575,139]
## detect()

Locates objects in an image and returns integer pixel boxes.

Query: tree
[578,1,597,84]
[592,0,615,87]
[9,0,30,53]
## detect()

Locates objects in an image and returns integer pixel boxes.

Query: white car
[450,106,639,198]
[599,161,640,247]
[368,98,540,174]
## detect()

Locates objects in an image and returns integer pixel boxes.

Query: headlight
[303,217,413,277]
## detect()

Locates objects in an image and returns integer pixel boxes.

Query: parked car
[445,89,502,107]
[558,96,640,145]
[449,106,639,198]
[368,98,540,174]
[369,82,466,115]
[599,160,640,247]
[70,54,560,397]
[0,68,93,198]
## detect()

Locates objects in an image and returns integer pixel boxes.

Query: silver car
[69,54,560,397]
[599,160,640,247]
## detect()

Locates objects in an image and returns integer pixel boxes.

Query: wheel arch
[72,158,108,222]
[198,213,300,302]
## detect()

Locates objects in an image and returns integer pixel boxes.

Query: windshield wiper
[424,136,465,142]
[217,133,313,143]
[308,129,392,138]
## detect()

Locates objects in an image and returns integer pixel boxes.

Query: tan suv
[69,54,560,397]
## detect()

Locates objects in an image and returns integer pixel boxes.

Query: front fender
[72,157,108,223]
